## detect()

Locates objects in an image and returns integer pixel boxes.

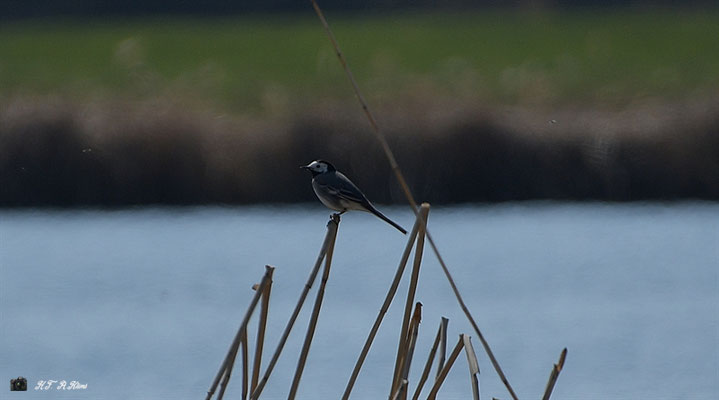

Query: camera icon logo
[10,376,28,391]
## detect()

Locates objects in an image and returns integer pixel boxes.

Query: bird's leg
[329,210,345,225]
[329,212,341,226]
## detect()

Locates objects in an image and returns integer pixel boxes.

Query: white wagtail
[301,160,407,234]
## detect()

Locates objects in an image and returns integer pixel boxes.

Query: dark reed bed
[1,94,717,206]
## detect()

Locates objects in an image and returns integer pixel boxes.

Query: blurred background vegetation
[1,1,717,206]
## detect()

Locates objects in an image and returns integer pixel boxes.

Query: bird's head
[300,160,335,176]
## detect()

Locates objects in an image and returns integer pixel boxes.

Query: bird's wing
[315,172,368,204]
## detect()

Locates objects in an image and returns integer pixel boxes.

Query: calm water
[1,203,717,399]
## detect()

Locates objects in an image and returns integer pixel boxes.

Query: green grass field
[1,10,718,111]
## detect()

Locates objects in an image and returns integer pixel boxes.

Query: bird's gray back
[312,171,370,210]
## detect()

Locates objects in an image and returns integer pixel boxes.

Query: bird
[301,160,407,234]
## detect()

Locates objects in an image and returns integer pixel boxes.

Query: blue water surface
[1,202,717,399]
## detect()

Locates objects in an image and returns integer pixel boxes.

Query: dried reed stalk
[436,317,449,380]
[206,265,274,400]
[241,327,249,399]
[399,302,423,400]
[251,267,274,393]
[341,206,427,400]
[391,379,409,400]
[287,214,340,399]
[541,348,567,400]
[426,335,465,400]
[391,205,430,397]
[411,320,444,400]
[250,215,340,400]
[309,2,519,399]
[463,335,481,400]
[216,331,240,400]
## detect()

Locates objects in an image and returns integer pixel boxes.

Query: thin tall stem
[309,2,519,398]
[428,228,518,400]
[250,215,340,400]
[341,207,428,400]
[391,205,430,397]
[287,214,339,399]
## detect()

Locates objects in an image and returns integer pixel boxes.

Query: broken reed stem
[287,214,340,400]
[436,317,449,380]
[411,321,443,400]
[390,204,430,397]
[250,215,340,400]
[463,336,481,400]
[400,302,423,400]
[251,268,274,393]
[541,348,568,400]
[427,335,465,400]
[309,2,519,399]
[341,210,426,400]
[206,265,274,400]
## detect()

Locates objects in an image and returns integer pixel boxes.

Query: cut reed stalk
[541,348,567,400]
[399,302,423,400]
[341,208,426,400]
[251,267,274,393]
[463,335,481,400]
[287,214,340,399]
[206,265,274,400]
[426,335,465,400]
[250,215,340,400]
[309,2,519,399]
[390,204,430,397]
[436,317,449,380]
[411,321,443,400]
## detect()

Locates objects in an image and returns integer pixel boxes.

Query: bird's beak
[300,165,310,170]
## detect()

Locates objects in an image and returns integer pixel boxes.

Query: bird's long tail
[366,204,407,234]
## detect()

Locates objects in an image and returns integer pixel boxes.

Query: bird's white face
[305,160,329,174]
